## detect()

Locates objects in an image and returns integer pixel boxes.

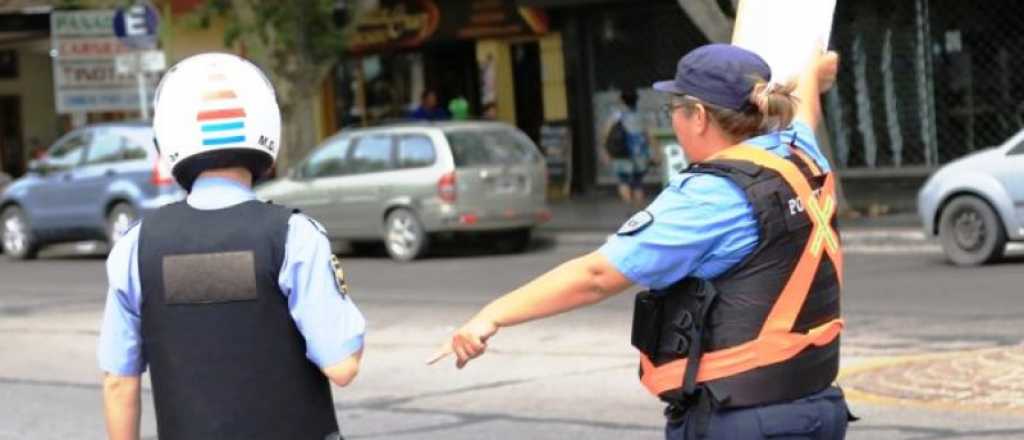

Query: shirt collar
[186,176,256,210]
[743,130,785,153]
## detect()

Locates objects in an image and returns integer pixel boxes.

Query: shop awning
[0,0,51,15]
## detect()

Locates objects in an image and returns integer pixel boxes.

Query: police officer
[430,44,849,439]
[98,53,366,440]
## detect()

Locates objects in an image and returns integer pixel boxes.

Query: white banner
[732,0,837,84]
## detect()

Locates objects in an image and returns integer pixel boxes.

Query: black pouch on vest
[632,291,663,357]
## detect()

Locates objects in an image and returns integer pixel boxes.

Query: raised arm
[794,51,840,130]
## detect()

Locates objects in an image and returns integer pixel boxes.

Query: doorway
[0,96,22,176]
[511,41,543,142]
[422,42,480,118]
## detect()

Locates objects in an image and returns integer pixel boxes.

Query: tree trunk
[278,91,318,172]
[676,0,739,43]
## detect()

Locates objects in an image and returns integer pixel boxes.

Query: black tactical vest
[139,200,339,440]
[633,153,841,408]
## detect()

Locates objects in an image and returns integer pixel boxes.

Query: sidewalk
[540,193,930,250]
[543,193,921,232]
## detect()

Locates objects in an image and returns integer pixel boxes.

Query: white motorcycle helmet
[153,53,280,190]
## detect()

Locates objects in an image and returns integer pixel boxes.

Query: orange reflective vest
[636,144,844,407]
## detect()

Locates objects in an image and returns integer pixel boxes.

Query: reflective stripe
[639,144,844,397]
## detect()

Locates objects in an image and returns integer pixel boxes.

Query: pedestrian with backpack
[600,89,655,208]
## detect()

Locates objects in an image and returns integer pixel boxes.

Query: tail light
[151,157,174,186]
[438,172,457,203]
[458,213,478,225]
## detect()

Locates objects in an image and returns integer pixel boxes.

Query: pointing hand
[426,317,499,369]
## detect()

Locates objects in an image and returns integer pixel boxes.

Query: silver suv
[257,121,550,261]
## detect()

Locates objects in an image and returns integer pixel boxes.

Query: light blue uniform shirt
[98,176,366,376]
[599,121,830,290]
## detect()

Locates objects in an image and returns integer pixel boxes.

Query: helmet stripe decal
[197,108,246,121]
[203,135,246,146]
[201,121,245,132]
[202,89,237,101]
[196,70,247,147]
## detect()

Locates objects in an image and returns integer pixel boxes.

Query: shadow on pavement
[337,237,557,261]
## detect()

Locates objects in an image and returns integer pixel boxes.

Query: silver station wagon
[257,121,550,261]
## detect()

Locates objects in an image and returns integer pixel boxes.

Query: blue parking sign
[113,4,159,49]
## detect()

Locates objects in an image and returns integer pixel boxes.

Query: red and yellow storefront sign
[348,0,548,53]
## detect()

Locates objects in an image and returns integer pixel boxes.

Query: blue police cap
[653,44,772,111]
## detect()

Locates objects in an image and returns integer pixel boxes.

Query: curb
[540,228,938,251]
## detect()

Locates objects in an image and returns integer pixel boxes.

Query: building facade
[528,0,1024,200]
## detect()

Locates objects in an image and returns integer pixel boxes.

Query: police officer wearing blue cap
[98,53,365,440]
[431,44,850,440]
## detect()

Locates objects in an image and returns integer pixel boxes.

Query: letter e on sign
[125,6,148,37]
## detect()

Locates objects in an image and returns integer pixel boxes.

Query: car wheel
[384,208,429,262]
[494,228,533,254]
[107,203,138,245]
[2,206,39,260]
[938,195,1007,266]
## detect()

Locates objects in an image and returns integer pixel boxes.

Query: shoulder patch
[330,255,349,298]
[617,210,654,236]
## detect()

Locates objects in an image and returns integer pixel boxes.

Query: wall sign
[348,0,548,53]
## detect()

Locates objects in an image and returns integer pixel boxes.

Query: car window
[85,130,124,165]
[1010,141,1024,155]
[397,135,436,168]
[348,135,394,174]
[446,129,540,167]
[46,131,90,171]
[301,137,350,179]
[122,134,150,161]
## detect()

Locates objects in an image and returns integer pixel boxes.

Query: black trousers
[665,386,850,440]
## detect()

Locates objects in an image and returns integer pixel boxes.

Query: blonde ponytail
[678,76,799,141]
[750,79,798,133]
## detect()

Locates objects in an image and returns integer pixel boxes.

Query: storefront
[523,0,708,192]
[0,6,52,178]
[331,0,559,145]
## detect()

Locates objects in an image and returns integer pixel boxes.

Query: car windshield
[445,129,538,167]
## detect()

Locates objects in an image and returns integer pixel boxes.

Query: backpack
[605,118,630,159]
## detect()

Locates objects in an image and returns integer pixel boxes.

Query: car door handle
[104,169,116,177]
[61,174,72,181]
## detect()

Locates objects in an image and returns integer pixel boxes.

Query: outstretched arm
[429,251,633,368]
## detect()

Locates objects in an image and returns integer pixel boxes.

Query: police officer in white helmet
[98,53,365,440]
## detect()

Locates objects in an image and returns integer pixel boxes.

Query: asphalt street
[1,237,1024,439]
